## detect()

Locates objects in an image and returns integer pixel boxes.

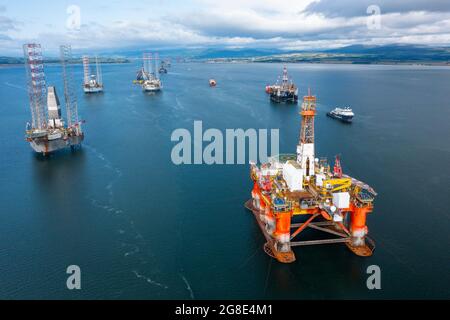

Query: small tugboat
[269,66,298,103]
[327,107,354,123]
[159,61,168,74]
[209,79,217,87]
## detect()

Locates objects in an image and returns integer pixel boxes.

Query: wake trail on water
[84,143,170,291]
[133,270,168,289]
[174,96,185,111]
[3,82,26,91]
[180,274,195,299]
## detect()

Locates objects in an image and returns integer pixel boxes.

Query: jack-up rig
[23,44,84,155]
[141,52,162,92]
[83,55,104,93]
[246,89,377,263]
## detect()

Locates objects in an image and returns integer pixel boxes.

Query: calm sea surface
[0,62,449,299]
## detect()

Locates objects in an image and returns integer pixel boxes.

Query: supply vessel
[327,107,354,123]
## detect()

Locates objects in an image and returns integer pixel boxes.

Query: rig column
[251,182,260,210]
[265,207,275,235]
[274,211,292,252]
[350,205,369,247]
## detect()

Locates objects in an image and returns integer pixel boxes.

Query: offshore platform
[83,55,104,93]
[246,89,377,263]
[141,52,162,92]
[266,66,299,103]
[23,44,84,155]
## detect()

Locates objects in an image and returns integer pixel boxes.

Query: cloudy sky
[1,0,450,55]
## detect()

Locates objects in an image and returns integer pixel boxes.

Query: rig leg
[264,207,275,236]
[346,206,374,257]
[244,200,295,263]
[272,212,296,263]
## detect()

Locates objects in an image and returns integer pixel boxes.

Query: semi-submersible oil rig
[246,89,377,263]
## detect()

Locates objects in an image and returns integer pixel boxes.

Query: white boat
[327,107,354,123]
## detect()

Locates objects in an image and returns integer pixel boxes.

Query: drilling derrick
[297,89,316,178]
[23,43,48,131]
[281,67,289,90]
[246,88,377,264]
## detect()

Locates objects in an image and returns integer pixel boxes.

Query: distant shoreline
[201,58,450,67]
[1,60,449,67]
[0,61,132,68]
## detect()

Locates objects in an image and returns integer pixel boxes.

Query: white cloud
[1,0,450,55]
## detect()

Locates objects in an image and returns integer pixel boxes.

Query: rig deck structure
[247,89,377,263]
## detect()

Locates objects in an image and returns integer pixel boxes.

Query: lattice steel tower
[82,55,90,85]
[60,45,79,128]
[23,43,48,130]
